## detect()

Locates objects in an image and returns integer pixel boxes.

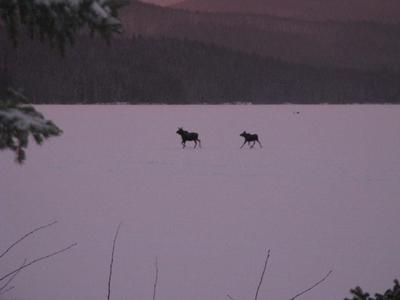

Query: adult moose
[240,131,262,149]
[176,128,202,149]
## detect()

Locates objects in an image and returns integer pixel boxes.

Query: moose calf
[240,131,262,148]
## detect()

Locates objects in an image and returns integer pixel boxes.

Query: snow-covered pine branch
[0,0,126,163]
[0,0,126,52]
[0,93,62,163]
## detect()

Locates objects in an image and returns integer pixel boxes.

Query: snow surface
[1,105,399,300]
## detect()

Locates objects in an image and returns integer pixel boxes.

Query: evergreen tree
[0,89,62,163]
[345,280,400,300]
[0,0,126,163]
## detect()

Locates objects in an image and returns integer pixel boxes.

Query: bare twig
[0,286,15,295]
[0,259,27,293]
[227,250,270,300]
[255,249,271,300]
[0,243,77,282]
[227,294,238,300]
[0,221,58,259]
[107,223,122,300]
[289,270,333,300]
[153,256,159,300]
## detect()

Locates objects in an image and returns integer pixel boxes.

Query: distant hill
[3,32,399,104]
[2,1,400,104]
[173,0,400,23]
[143,0,181,6]
[119,1,400,70]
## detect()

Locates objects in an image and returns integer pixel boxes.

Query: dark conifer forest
[1,0,400,104]
[1,32,399,104]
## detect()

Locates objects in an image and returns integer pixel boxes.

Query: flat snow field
[1,105,399,300]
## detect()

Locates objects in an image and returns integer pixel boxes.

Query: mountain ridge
[173,0,400,23]
[119,1,400,70]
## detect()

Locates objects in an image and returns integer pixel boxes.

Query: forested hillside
[174,0,400,23]
[119,1,400,70]
[2,0,399,104]
[2,33,399,104]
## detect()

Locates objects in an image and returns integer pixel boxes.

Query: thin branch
[255,249,271,300]
[0,259,27,293]
[0,221,58,259]
[0,286,15,295]
[0,243,77,282]
[107,222,122,300]
[153,256,159,300]
[289,270,333,300]
[227,294,238,300]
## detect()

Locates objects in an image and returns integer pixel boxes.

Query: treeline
[2,33,400,104]
[119,1,400,70]
[173,0,400,23]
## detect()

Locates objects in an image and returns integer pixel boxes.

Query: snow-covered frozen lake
[1,105,399,300]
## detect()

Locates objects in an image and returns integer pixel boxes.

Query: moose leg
[240,141,247,149]
[194,140,197,149]
[182,141,186,148]
[250,141,255,148]
[256,140,263,148]
[197,139,202,148]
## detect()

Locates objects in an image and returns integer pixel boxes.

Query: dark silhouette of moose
[240,131,262,148]
[176,128,202,149]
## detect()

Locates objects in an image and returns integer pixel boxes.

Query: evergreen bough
[0,90,62,163]
[0,0,125,52]
[345,280,400,300]
[0,0,126,163]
